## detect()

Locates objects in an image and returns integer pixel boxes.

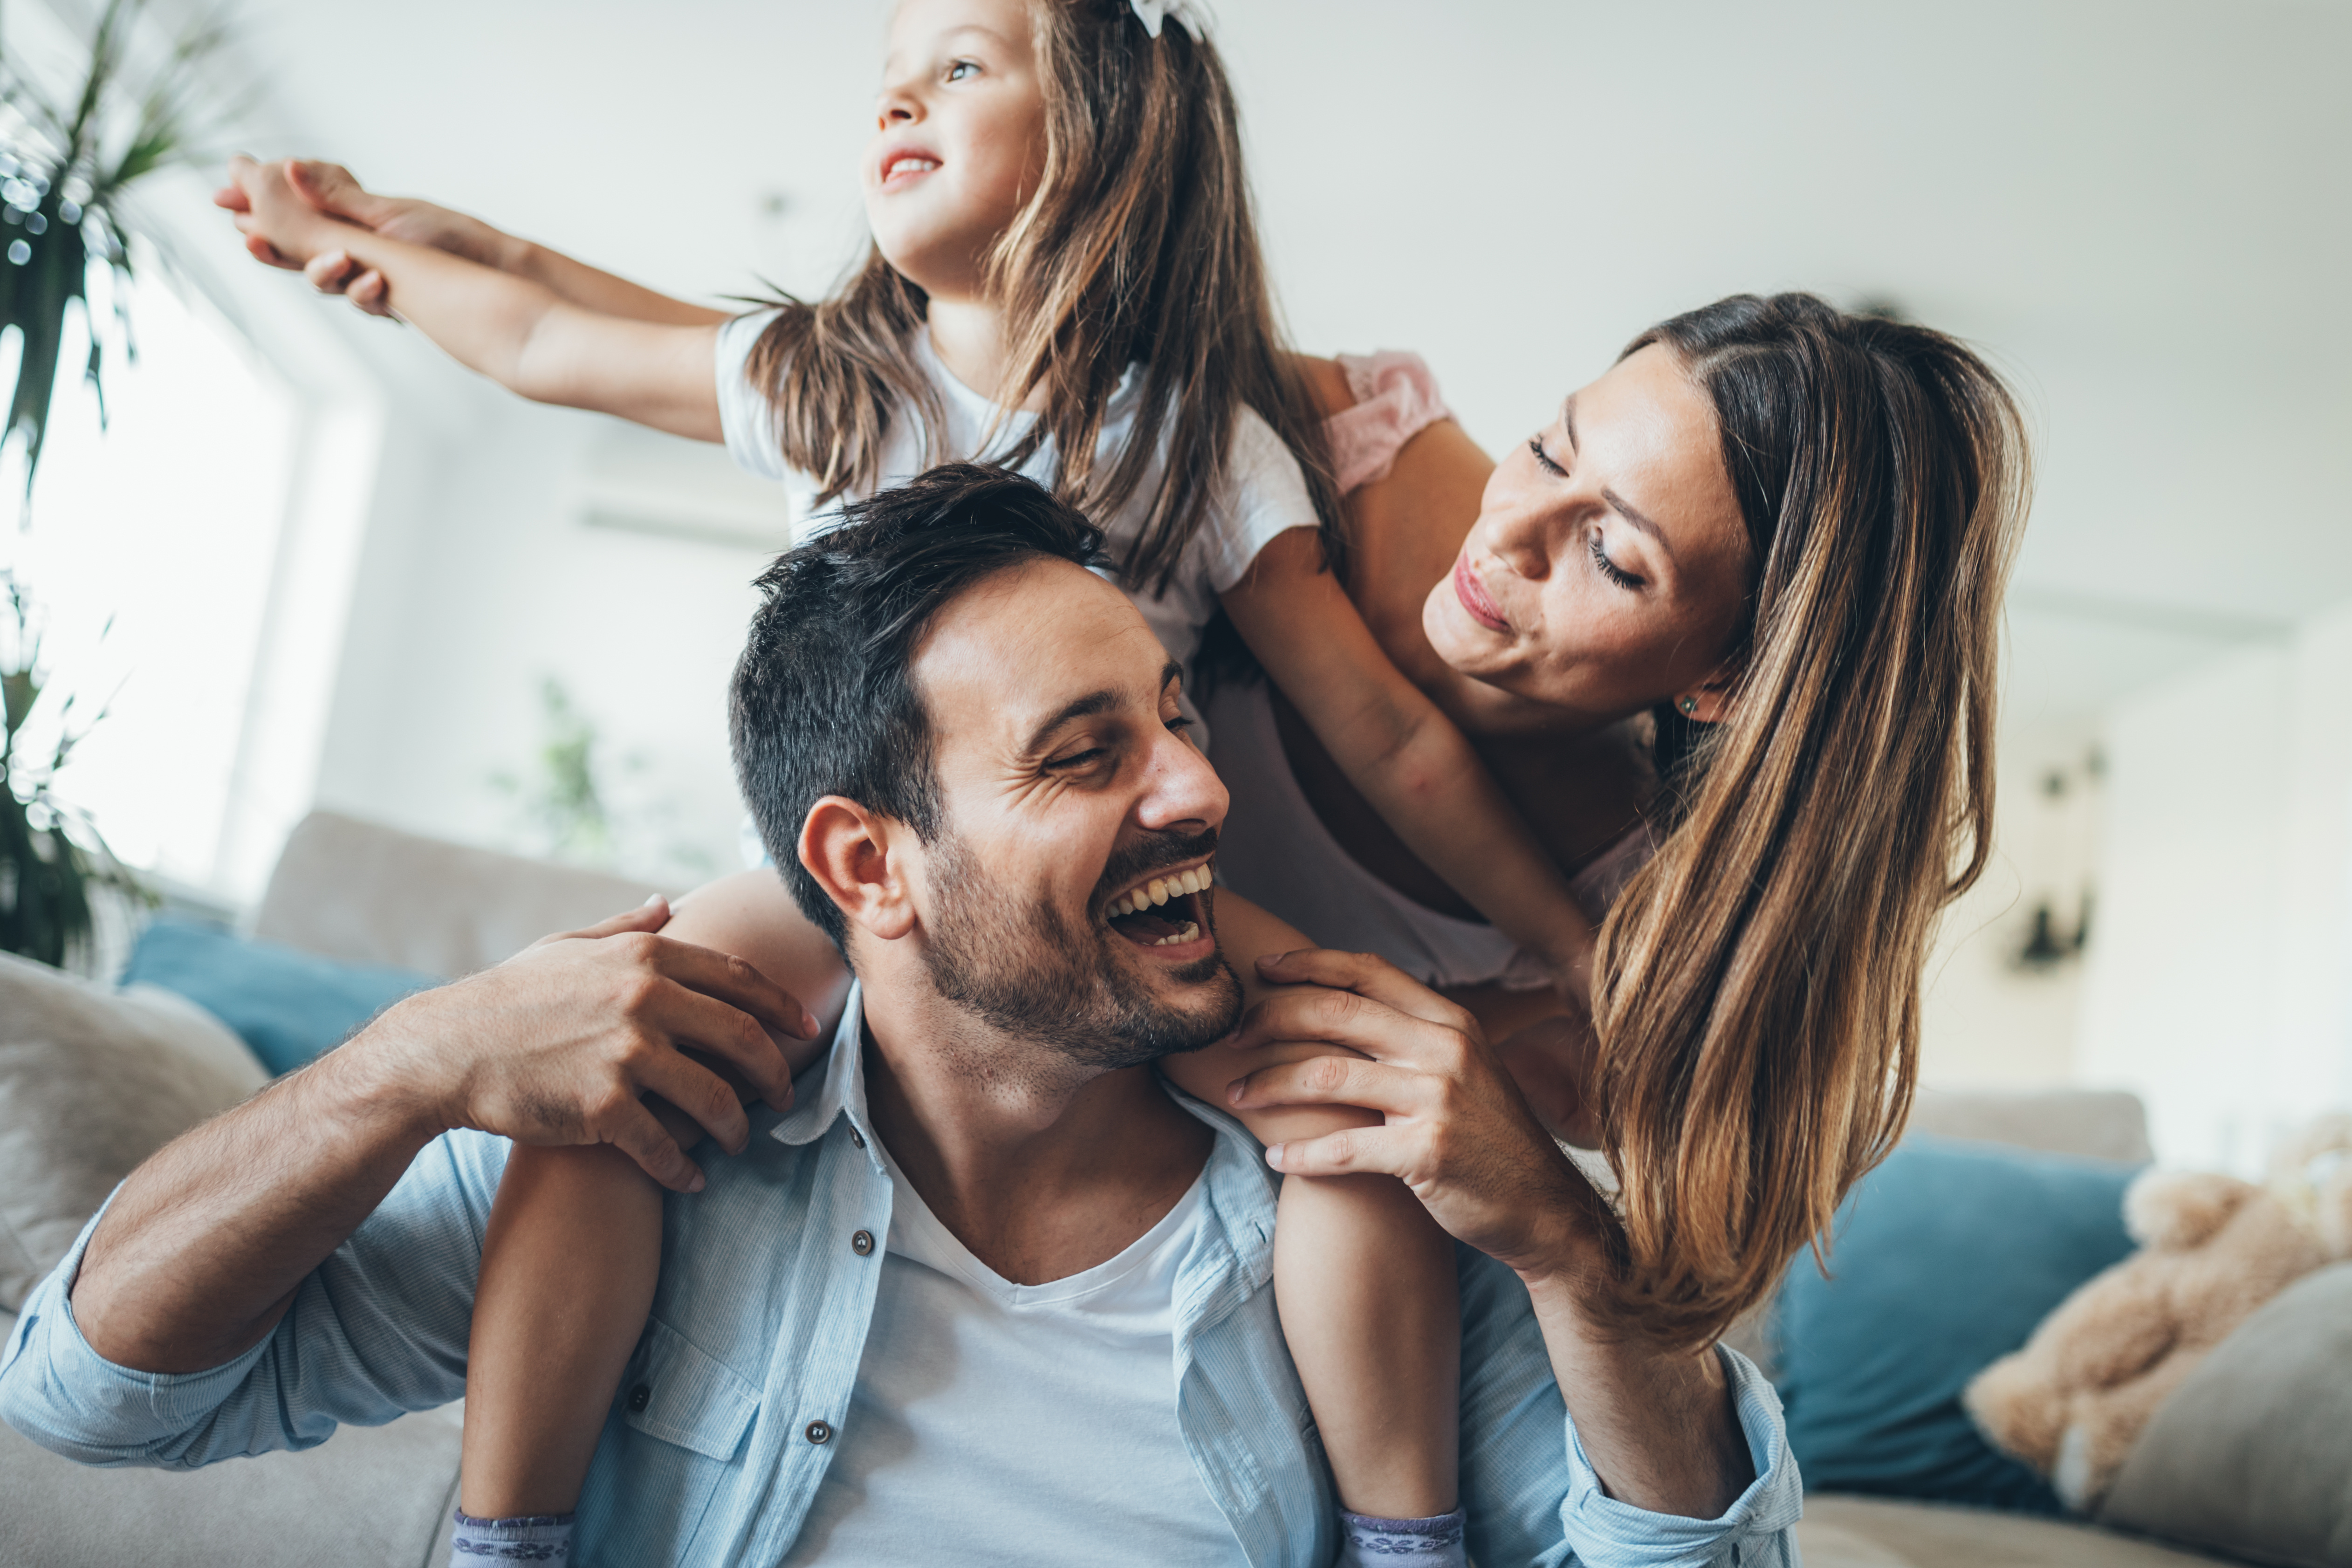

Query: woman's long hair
[1591,294,2030,1349]
[744,0,1342,594]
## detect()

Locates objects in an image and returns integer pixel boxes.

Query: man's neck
[855,974,1213,1288]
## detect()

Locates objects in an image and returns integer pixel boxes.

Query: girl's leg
[460,1143,664,1522]
[1161,1041,1462,1523]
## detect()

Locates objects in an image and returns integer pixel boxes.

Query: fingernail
[1263,1144,1285,1169]
[1226,1081,1245,1106]
[687,1172,706,1192]
[642,893,664,907]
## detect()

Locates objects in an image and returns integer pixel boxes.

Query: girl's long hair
[1591,294,2031,1349]
[744,0,1342,593]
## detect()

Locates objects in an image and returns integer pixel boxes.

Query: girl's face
[867,0,1050,301]
[1424,345,1755,726]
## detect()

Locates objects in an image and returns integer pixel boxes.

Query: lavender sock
[1334,1506,1468,1567]
[449,1510,575,1562]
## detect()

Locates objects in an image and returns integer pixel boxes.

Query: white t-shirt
[714,311,1318,676]
[781,1139,1244,1567]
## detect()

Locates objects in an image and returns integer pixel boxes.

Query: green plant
[1,0,231,500]
[0,572,144,967]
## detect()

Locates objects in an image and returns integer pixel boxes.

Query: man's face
[905,558,1241,1068]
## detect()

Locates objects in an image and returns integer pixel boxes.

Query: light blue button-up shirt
[2,986,1801,1565]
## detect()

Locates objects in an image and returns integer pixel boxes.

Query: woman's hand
[1224,947,1610,1287]
[213,158,509,317]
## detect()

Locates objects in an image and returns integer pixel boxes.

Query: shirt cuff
[1556,1344,1804,1566]
[0,1195,275,1464]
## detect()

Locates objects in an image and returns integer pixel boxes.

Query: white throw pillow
[0,950,268,1309]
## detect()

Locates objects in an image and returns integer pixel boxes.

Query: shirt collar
[771,979,885,1174]
[768,980,1279,1262]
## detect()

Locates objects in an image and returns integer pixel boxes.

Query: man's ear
[799,796,918,943]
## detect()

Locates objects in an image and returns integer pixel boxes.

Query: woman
[666,290,2027,1350]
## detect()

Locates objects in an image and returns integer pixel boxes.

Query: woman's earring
[1678,696,1699,716]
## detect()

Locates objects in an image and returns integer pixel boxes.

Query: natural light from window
[2,260,297,892]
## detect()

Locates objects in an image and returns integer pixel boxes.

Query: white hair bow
[1129,0,1207,41]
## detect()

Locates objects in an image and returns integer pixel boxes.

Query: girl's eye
[1589,533,1643,591]
[946,59,980,81]
[1528,435,1569,478]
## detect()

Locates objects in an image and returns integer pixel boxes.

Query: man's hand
[213,158,507,318]
[358,896,821,1193]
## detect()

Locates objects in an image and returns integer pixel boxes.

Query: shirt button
[849,1127,867,1150]
[627,1383,651,1413]
[805,1419,834,1445]
[851,1229,876,1256]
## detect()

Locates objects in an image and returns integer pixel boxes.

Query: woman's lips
[1452,553,1510,633]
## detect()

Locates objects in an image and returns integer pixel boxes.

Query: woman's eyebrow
[1606,488,1673,559]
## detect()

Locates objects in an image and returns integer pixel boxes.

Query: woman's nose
[1485,501,1555,582]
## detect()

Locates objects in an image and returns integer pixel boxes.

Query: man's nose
[1137,722,1228,835]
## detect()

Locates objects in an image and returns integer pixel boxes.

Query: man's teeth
[1106,865,1212,918]
[1147,922,1201,947]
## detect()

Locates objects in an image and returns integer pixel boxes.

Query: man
[0,466,1798,1565]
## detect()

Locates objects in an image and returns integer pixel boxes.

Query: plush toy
[1964,1114,2352,1513]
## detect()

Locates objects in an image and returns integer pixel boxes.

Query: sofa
[0,812,2323,1565]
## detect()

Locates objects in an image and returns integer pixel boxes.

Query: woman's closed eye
[1589,533,1644,590]
[1529,434,1568,477]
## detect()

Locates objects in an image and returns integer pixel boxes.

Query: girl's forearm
[1351,717,1598,994]
[506,239,731,327]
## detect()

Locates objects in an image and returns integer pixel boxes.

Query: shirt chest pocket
[583,1318,765,1563]
[622,1317,761,1461]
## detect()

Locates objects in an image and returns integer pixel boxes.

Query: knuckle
[1305,1055,1350,1093]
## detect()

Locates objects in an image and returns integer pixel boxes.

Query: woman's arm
[1221,530,1598,998]
[220,157,724,439]
[1224,948,1760,1522]
[215,159,730,327]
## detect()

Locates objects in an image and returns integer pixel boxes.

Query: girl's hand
[1224,947,1609,1287]
[216,155,358,277]
[214,158,508,318]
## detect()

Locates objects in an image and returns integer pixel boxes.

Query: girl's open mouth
[1104,862,1213,952]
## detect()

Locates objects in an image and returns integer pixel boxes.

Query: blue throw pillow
[121,921,441,1076]
[1772,1134,2141,1513]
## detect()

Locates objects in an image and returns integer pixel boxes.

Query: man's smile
[1100,858,1214,956]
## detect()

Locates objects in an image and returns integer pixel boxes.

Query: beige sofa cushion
[1799,1494,2234,1567]
[2098,1262,2352,1567]
[254,810,669,977]
[0,952,267,1310]
[0,1308,462,1568]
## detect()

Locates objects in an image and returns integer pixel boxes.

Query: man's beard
[919,826,1242,1071]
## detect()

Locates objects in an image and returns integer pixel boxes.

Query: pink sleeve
[1323,351,1455,494]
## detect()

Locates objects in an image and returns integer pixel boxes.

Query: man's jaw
[1099,856,1216,961]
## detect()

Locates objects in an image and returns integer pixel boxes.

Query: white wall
[2075,606,2352,1170]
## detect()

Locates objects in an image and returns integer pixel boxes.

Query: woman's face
[866,0,1049,300]
[1424,344,1753,725]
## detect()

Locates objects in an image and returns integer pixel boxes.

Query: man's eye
[1166,715,1194,736]
[1047,747,1107,770]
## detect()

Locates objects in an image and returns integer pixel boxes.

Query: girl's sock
[1335,1507,1468,1568]
[449,1510,575,1562]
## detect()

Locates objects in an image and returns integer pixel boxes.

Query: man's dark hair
[731,463,1105,950]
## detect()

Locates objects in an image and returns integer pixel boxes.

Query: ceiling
[65,0,2352,718]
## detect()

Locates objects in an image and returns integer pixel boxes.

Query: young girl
[220,1,1594,1560]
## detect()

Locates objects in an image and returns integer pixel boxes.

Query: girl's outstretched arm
[219,156,722,439]
[459,875,853,1528]
[215,158,729,328]
[1161,893,1463,1526]
[1221,531,1599,1000]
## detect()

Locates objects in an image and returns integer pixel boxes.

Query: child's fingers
[303,249,356,294]
[350,270,392,316]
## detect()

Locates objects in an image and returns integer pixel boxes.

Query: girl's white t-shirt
[713,310,1318,676]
